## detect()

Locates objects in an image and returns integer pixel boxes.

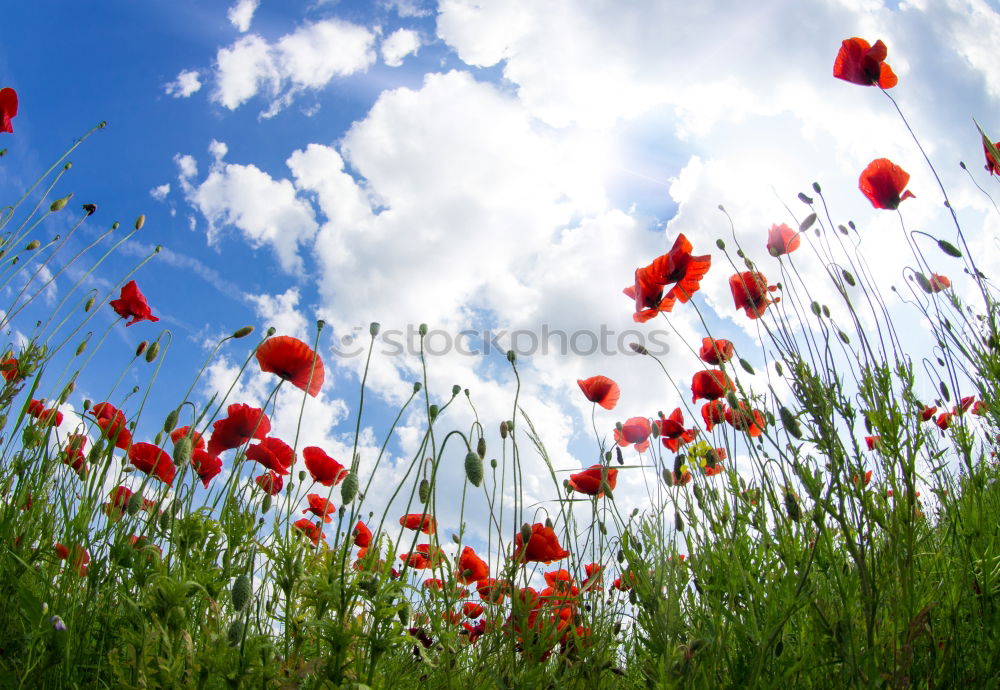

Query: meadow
[0,37,998,688]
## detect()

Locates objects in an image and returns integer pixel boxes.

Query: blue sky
[3,0,1000,559]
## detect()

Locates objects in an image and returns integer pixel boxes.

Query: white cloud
[164,69,203,98]
[228,0,259,33]
[149,183,170,201]
[381,28,421,67]
[212,20,376,113]
[247,287,309,338]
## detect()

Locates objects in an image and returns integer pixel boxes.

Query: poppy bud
[266,327,276,337]
[629,342,648,355]
[838,331,849,344]
[58,381,74,404]
[135,341,147,357]
[173,436,192,466]
[784,491,802,522]
[418,324,428,336]
[506,350,516,364]
[600,480,614,498]
[716,239,726,250]
[451,384,461,397]
[775,361,784,376]
[520,523,532,544]
[810,301,822,317]
[261,494,271,514]
[937,239,962,257]
[544,517,553,529]
[232,326,253,339]
[369,322,380,337]
[84,296,95,312]
[82,203,97,216]
[797,192,813,204]
[675,512,684,532]
[163,409,179,433]
[112,222,120,230]
[662,468,674,486]
[615,447,624,465]
[842,270,856,287]
[822,305,830,318]
[428,405,438,421]
[476,437,486,459]
[50,194,73,212]
[630,508,639,518]
[134,215,145,231]
[939,381,950,402]
[341,473,358,505]
[25,240,40,250]
[397,601,410,625]
[76,339,87,356]
[127,493,144,516]
[725,391,740,409]
[145,342,159,363]
[489,458,497,469]
[232,574,251,611]
[739,358,754,375]
[418,478,430,504]
[500,421,508,439]
[298,470,305,482]
[413,382,422,393]
[799,213,817,233]
[227,620,243,647]
[617,549,625,564]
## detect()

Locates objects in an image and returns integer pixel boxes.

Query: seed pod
[341,473,359,505]
[50,194,73,212]
[476,436,486,459]
[418,478,430,504]
[298,470,306,482]
[675,512,684,532]
[227,620,244,647]
[811,301,822,317]
[798,192,813,204]
[822,305,830,318]
[428,405,438,421]
[369,322,381,337]
[232,574,251,611]
[451,384,461,397]
[775,361,784,376]
[615,446,624,466]
[134,215,145,231]
[127,492,144,516]
[232,326,253,339]
[939,381,950,402]
[490,458,497,469]
[173,436,193,466]
[838,331,850,344]
[506,350,516,364]
[629,342,648,355]
[145,341,159,363]
[499,421,508,439]
[938,240,962,257]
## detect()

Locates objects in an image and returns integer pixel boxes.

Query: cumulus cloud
[212,19,376,113]
[228,0,259,32]
[164,69,202,98]
[381,28,421,67]
[149,183,170,201]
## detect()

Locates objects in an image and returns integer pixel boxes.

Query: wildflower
[256,471,283,495]
[567,464,618,497]
[865,435,880,451]
[400,543,443,569]
[917,273,950,294]
[246,436,295,475]
[109,280,159,326]
[698,337,734,365]
[353,521,372,548]
[423,578,445,590]
[476,578,508,604]
[730,271,779,319]
[89,402,133,449]
[28,399,63,427]
[725,402,766,437]
[832,37,898,89]
[582,563,603,590]
[656,408,697,452]
[0,87,18,133]
[541,569,578,598]
[852,470,874,487]
[704,462,725,477]
[576,375,621,410]
[127,443,175,485]
[50,616,66,632]
[54,542,90,576]
[256,335,324,397]
[623,234,712,322]
[701,400,727,431]
[954,396,976,415]
[463,602,485,619]
[462,619,488,643]
[303,446,348,486]
[615,417,651,453]
[859,158,915,210]
[691,370,734,404]
[191,449,223,487]
[207,403,271,455]
[984,138,1000,175]
[293,518,325,546]
[169,426,205,451]
[400,513,436,534]
[61,434,88,473]
[919,405,937,422]
[972,400,988,416]
[766,223,801,257]
[513,523,570,564]
[935,411,952,431]
[301,493,337,523]
[456,546,490,584]
[1,356,21,382]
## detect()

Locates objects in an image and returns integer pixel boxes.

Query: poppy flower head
[476,577,508,604]
[623,234,711,321]
[656,408,697,453]
[698,337,734,366]
[302,446,348,486]
[619,416,651,445]
[456,546,490,584]
[400,513,436,534]
[583,563,603,590]
[28,399,63,427]
[256,470,284,495]
[833,37,898,89]
[984,138,1000,176]
[577,376,620,410]
[513,523,570,564]
[1,356,20,382]
[89,402,133,449]
[729,271,779,319]
[128,442,176,485]
[919,405,938,422]
[766,223,801,257]
[293,518,325,546]
[724,402,766,438]
[256,335,325,397]
[207,403,271,455]
[463,602,485,620]
[691,370,734,404]
[859,158,915,210]
[935,411,953,431]
[246,436,295,475]
[701,400,727,431]
[191,449,223,487]
[1,87,18,134]
[303,493,337,523]
[169,426,205,451]
[61,434,88,473]
[109,280,159,327]
[567,464,618,497]
[917,273,950,294]
[353,521,372,548]
[54,542,90,576]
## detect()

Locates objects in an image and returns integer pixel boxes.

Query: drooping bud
[451,384,461,397]
[675,512,684,532]
[163,409,179,434]
[937,239,962,258]
[341,473,359,505]
[506,350,516,364]
[82,203,97,216]
[227,621,244,647]
[476,437,486,459]
[418,478,430,504]
[261,494,272,514]
[739,358,755,375]
[418,324,428,337]
[145,341,159,363]
[779,407,802,440]
[629,342,648,355]
[520,523,532,545]
[135,341,148,357]
[232,326,253,339]
[499,421,508,439]
[413,382,422,393]
[842,270,856,287]
[428,405,438,421]
[784,491,802,522]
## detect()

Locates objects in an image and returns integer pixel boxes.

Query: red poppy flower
[954,396,976,415]
[246,436,295,475]
[832,37,898,89]
[865,435,880,451]
[766,223,801,257]
[256,335,324,397]
[128,442,175,485]
[567,464,618,497]
[61,434,88,473]
[852,469,874,487]
[456,546,490,584]
[303,493,337,523]
[613,426,650,453]
[54,542,90,576]
[730,271,779,319]
[513,523,570,564]
[476,578,508,604]
[109,280,159,327]
[207,403,271,455]
[1,88,18,134]
[303,446,348,486]
[623,234,712,322]
[859,158,915,210]
[656,408,697,453]
[917,273,950,294]
[971,400,988,416]
[582,563,603,590]
[353,521,372,548]
[704,462,725,477]
[423,577,445,590]
[619,416,651,445]
[256,470,284,495]
[400,513,436,534]
[542,569,577,597]
[935,411,952,431]
[691,370,734,404]
[108,485,153,512]
[293,518,325,546]
[984,138,1000,175]
[191,449,222,487]
[400,543,444,569]
[724,402,766,437]
[170,426,205,451]
[698,337,734,366]
[919,405,937,422]
[463,602,485,619]
[1,356,20,382]
[28,399,63,426]
[89,402,133,449]
[577,376,620,410]
[701,400,727,431]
